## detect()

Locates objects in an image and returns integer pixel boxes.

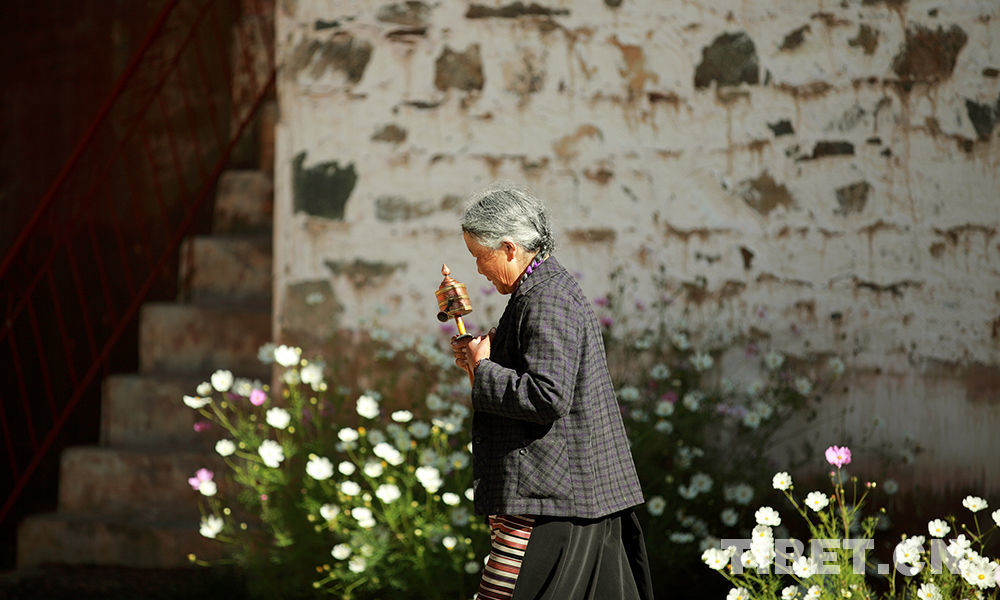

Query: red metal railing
[0,0,276,527]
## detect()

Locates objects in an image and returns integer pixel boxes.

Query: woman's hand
[451,328,495,371]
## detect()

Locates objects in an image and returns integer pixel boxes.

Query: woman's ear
[501,240,517,261]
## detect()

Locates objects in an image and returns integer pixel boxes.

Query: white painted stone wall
[273,0,1000,491]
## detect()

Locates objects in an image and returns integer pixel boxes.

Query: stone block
[101,374,210,448]
[178,234,273,309]
[57,446,219,519]
[213,171,273,234]
[139,303,271,380]
[17,512,225,569]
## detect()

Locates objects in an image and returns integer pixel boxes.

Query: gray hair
[461,183,555,256]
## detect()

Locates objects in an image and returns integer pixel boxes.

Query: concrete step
[17,512,226,569]
[178,234,272,309]
[58,446,220,519]
[101,374,215,448]
[139,303,271,380]
[213,170,273,234]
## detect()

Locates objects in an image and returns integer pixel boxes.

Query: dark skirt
[478,510,654,600]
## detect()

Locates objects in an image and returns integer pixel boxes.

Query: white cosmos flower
[742,412,761,429]
[781,585,799,600]
[215,439,236,457]
[340,481,361,496]
[198,480,217,497]
[963,496,988,513]
[928,519,950,537]
[691,353,714,371]
[281,369,300,386]
[682,392,703,411]
[351,506,373,522]
[183,395,211,409]
[655,420,674,434]
[617,386,640,403]
[210,369,233,392]
[451,507,471,526]
[752,401,773,419]
[338,461,356,476]
[794,377,812,396]
[915,582,941,600]
[376,483,401,503]
[348,556,366,573]
[331,543,351,560]
[320,504,340,521]
[265,407,291,430]
[300,362,324,388]
[373,442,404,465]
[356,394,380,419]
[367,429,386,445]
[364,461,384,478]
[465,560,480,574]
[947,534,971,560]
[960,555,995,589]
[764,351,785,371]
[671,332,691,350]
[442,536,458,550]
[199,514,224,539]
[828,357,845,376]
[196,381,213,396]
[725,483,754,505]
[654,400,675,417]
[338,427,359,443]
[391,410,413,423]
[426,393,446,410]
[772,472,792,491]
[442,492,461,506]
[256,342,276,364]
[746,380,765,397]
[465,488,474,502]
[992,508,1000,528]
[273,345,301,368]
[409,421,431,439]
[792,556,818,578]
[726,587,750,600]
[701,547,730,570]
[650,363,671,380]
[305,455,334,480]
[691,473,713,493]
[804,586,821,600]
[721,508,738,527]
[257,439,284,468]
[647,496,666,516]
[805,491,829,512]
[415,466,443,493]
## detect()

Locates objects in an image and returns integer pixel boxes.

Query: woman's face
[463,232,520,295]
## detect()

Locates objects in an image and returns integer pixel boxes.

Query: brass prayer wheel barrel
[436,264,472,324]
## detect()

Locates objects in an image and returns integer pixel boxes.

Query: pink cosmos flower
[260,494,268,502]
[193,421,211,432]
[661,392,678,404]
[599,316,614,328]
[825,445,851,468]
[188,468,214,491]
[249,388,267,406]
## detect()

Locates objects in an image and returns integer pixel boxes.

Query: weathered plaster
[274,0,1000,490]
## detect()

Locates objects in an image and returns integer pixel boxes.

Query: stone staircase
[16,169,274,568]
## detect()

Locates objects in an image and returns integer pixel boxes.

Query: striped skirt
[477,510,653,600]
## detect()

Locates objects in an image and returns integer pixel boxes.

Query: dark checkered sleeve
[471,288,582,424]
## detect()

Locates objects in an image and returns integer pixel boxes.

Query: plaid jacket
[471,257,645,518]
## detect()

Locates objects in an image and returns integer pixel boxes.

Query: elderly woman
[451,185,653,600]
